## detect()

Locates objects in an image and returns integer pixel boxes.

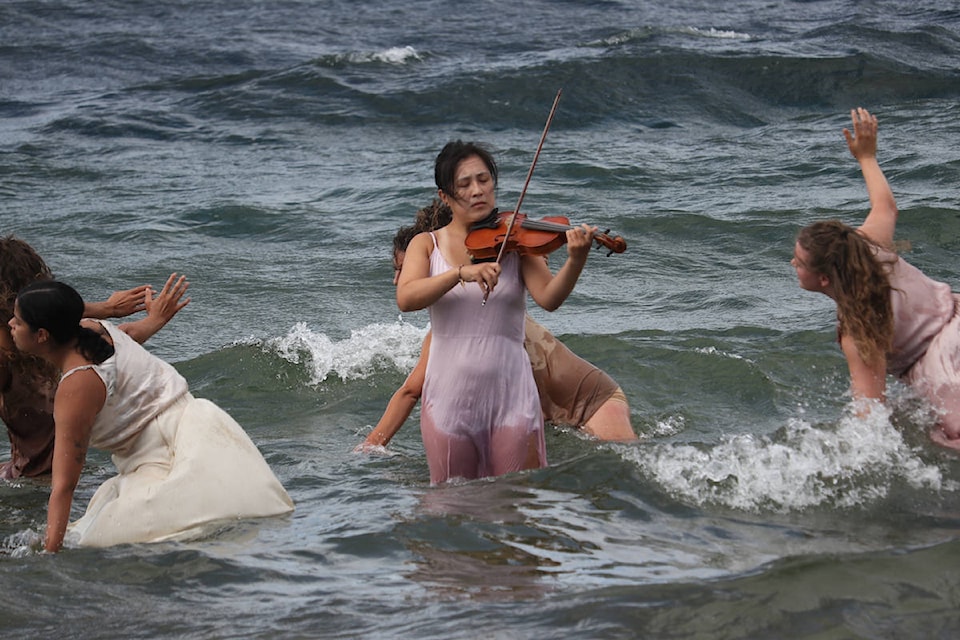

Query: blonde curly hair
[797,220,896,365]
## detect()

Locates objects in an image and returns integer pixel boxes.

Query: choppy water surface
[3,1,960,637]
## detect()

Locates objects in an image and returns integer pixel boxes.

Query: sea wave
[624,400,955,512]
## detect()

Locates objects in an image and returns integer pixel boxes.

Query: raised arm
[847,108,898,249]
[522,224,595,311]
[356,332,431,451]
[118,273,190,345]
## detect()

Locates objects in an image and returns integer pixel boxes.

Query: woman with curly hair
[793,108,960,449]
[0,235,188,479]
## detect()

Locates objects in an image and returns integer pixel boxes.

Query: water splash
[261,319,427,385]
[1,529,43,558]
[622,401,953,512]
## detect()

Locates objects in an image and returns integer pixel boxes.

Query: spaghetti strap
[60,364,98,382]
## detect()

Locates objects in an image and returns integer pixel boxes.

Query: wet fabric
[523,316,620,427]
[61,322,293,547]
[420,234,545,484]
[0,351,57,479]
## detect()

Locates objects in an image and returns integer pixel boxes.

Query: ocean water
[3,0,960,637]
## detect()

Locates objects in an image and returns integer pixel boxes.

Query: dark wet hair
[434,140,498,198]
[0,235,53,325]
[16,280,114,364]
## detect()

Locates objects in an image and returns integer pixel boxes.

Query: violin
[465,209,627,261]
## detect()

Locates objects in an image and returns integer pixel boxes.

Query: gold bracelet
[457,264,465,288]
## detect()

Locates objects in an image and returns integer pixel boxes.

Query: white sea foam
[681,26,751,40]
[1,529,43,558]
[341,46,422,65]
[622,401,953,512]
[264,319,427,384]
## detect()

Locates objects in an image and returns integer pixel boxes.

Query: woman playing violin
[396,140,596,484]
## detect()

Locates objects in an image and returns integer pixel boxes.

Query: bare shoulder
[56,365,106,404]
[409,230,434,252]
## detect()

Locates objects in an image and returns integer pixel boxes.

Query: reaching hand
[843,107,878,162]
[103,285,149,318]
[145,273,191,324]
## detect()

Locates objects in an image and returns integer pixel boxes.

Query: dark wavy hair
[434,140,498,198]
[796,220,896,364]
[16,280,114,364]
[1,235,53,326]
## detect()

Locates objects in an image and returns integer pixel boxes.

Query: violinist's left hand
[565,224,596,262]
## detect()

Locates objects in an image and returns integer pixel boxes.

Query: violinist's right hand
[460,262,501,295]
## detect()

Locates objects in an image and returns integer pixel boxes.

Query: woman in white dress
[9,279,294,552]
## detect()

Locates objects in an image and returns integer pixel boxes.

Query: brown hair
[392,199,453,256]
[0,235,58,402]
[0,235,53,325]
[797,220,896,364]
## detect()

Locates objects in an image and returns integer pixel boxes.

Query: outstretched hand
[843,107,878,162]
[102,285,150,318]
[145,273,191,325]
[118,273,191,344]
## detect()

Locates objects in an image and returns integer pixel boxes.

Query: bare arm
[522,224,595,311]
[840,333,886,402]
[846,108,898,249]
[395,233,500,311]
[118,274,190,345]
[45,369,105,552]
[83,286,150,319]
[357,332,431,450]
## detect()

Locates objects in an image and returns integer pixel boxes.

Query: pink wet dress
[420,233,546,484]
[878,249,960,434]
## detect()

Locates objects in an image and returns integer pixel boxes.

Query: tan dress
[523,316,621,427]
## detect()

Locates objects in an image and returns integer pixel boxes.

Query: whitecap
[340,45,422,65]
[681,26,752,40]
[621,400,953,512]
[260,318,427,385]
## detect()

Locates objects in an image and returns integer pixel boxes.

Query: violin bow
[483,88,563,306]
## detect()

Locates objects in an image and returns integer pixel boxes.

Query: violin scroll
[596,229,626,256]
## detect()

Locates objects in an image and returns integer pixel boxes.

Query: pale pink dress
[420,233,546,484]
[879,249,960,434]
